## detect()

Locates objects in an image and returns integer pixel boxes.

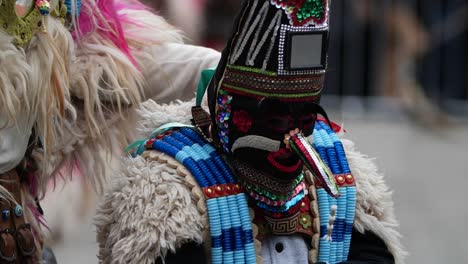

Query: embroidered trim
[231,159,304,195]
[278,24,328,76]
[222,84,322,99]
[223,66,325,93]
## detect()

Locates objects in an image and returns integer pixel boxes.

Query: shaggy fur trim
[34,107,139,195]
[0,32,31,127]
[25,17,74,156]
[95,153,203,264]
[136,99,196,137]
[343,139,407,264]
[40,11,184,194]
[32,10,183,195]
[70,7,183,139]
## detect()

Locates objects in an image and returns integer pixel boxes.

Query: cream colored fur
[95,99,406,263]
[30,8,185,194]
[343,139,407,263]
[0,32,31,128]
[95,154,204,264]
[1,2,186,259]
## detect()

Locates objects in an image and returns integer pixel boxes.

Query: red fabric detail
[232,110,253,133]
[267,148,303,173]
[203,184,244,199]
[317,117,346,133]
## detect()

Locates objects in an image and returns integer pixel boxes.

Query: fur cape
[95,99,407,264]
[1,0,183,196]
[1,0,183,253]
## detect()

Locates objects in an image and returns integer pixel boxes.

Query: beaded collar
[0,0,67,47]
[129,120,357,264]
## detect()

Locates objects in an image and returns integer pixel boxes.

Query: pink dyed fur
[75,0,152,66]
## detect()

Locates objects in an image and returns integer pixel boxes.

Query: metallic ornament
[35,0,50,16]
[2,209,10,221]
[14,205,23,217]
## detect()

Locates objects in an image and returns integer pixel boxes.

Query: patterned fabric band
[222,65,324,100]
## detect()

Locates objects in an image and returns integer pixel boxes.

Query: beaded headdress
[206,0,331,152]
[201,0,340,197]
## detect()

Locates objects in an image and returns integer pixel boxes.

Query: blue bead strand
[180,128,235,183]
[207,199,224,264]
[155,138,210,187]
[65,0,82,15]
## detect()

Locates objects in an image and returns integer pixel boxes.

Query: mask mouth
[232,146,303,181]
[267,147,303,174]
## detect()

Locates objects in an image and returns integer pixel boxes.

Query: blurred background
[48,0,468,263]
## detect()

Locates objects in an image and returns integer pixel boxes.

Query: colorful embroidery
[130,120,356,264]
[223,66,325,94]
[231,159,304,195]
[270,0,327,27]
[216,89,233,152]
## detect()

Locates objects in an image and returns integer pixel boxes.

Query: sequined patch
[270,0,328,27]
[215,89,233,152]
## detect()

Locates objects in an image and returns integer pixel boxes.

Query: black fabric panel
[155,242,207,264]
[340,229,395,264]
[153,229,394,264]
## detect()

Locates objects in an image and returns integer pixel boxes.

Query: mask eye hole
[298,114,317,135]
[299,114,316,127]
[265,115,292,134]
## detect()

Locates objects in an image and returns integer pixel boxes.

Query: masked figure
[96,0,406,263]
[0,0,220,263]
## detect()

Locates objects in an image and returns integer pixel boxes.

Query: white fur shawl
[95,99,407,264]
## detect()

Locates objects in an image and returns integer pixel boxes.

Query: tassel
[323,205,337,242]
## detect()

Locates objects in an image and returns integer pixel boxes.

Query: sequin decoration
[35,0,50,15]
[216,89,233,152]
[278,24,328,76]
[270,0,327,27]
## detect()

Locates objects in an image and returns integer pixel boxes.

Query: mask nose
[286,131,340,198]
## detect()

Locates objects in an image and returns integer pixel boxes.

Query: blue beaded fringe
[313,121,357,264]
[133,121,356,264]
[148,127,255,264]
